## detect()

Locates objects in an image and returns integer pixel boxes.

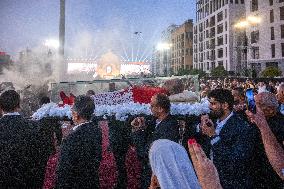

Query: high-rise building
[152,25,178,76]
[245,0,284,75]
[171,19,194,74]
[193,0,246,74]
[0,51,12,73]
[152,20,194,76]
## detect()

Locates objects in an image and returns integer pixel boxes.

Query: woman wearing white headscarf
[149,139,201,189]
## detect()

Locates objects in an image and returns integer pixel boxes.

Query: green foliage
[189,69,207,78]
[261,66,282,78]
[210,66,228,77]
[176,68,190,76]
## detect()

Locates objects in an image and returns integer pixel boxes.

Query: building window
[271,44,275,58]
[240,0,244,3]
[218,61,223,67]
[217,48,223,58]
[269,0,273,5]
[266,62,278,68]
[251,47,259,59]
[217,36,224,46]
[217,12,223,22]
[210,27,216,37]
[281,43,284,57]
[251,0,258,12]
[210,16,215,27]
[271,27,275,40]
[281,25,284,38]
[270,10,274,23]
[211,62,216,69]
[281,6,284,20]
[217,24,223,34]
[280,0,284,3]
[251,30,259,43]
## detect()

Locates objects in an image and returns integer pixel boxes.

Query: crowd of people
[0,78,283,189]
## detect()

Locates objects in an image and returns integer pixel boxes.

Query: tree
[261,66,282,78]
[188,69,207,78]
[211,66,228,77]
[176,68,190,76]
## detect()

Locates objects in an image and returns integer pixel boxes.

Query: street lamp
[247,16,261,25]
[156,43,172,51]
[233,16,261,76]
[156,42,172,76]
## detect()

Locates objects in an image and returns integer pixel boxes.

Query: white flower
[32,103,72,120]
[32,100,210,121]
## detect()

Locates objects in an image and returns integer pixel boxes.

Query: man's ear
[72,111,79,122]
[222,102,230,111]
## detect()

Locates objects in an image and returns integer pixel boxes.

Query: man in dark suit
[0,90,48,188]
[200,89,258,189]
[249,92,284,188]
[38,96,62,156]
[55,95,102,189]
[131,93,179,188]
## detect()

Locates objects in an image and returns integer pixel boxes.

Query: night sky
[0,0,196,60]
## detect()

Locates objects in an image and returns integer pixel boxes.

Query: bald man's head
[255,92,278,117]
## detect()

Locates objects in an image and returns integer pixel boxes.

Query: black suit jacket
[132,114,179,160]
[38,117,63,156]
[211,114,258,189]
[0,115,48,188]
[55,121,102,189]
[251,113,284,188]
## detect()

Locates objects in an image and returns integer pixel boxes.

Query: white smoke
[0,45,61,91]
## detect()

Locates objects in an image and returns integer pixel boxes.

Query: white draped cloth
[149,139,201,189]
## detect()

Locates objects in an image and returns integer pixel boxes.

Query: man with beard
[200,89,258,188]
[130,93,179,188]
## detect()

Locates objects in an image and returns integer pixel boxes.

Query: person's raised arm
[246,107,284,180]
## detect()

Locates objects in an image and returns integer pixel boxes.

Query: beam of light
[234,20,249,29]
[120,55,127,62]
[247,16,261,24]
[135,33,142,62]
[119,40,131,62]
[131,45,134,62]
[156,43,172,50]
[131,26,134,62]
[142,49,156,63]
[138,29,159,62]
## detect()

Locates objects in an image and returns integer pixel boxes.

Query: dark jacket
[0,115,49,188]
[131,114,179,189]
[38,117,62,156]
[211,114,258,189]
[55,121,102,189]
[131,114,179,160]
[251,113,284,189]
